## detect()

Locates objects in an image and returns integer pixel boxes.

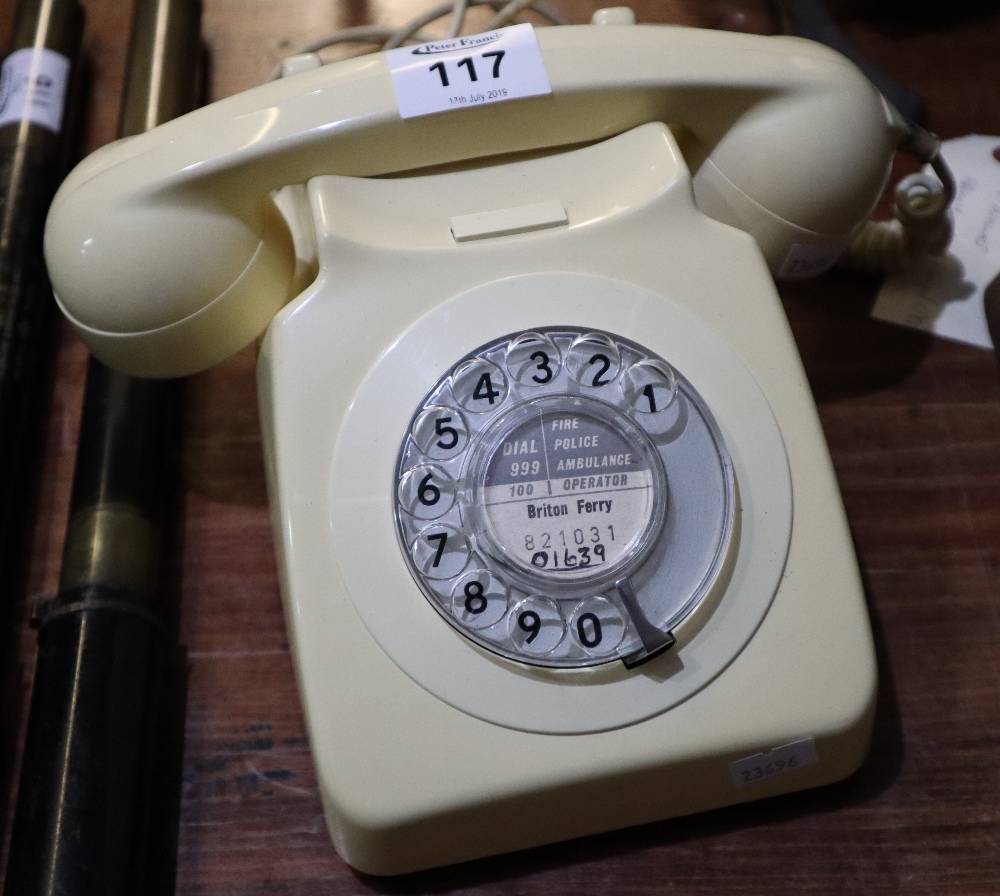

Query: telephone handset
[46,12,890,875]
[44,19,903,378]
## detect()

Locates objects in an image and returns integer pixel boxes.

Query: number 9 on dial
[508,596,564,654]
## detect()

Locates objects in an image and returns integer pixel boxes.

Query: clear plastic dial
[394,329,734,668]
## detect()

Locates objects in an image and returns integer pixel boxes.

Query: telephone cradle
[42,11,896,875]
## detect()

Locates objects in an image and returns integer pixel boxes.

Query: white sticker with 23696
[386,23,552,120]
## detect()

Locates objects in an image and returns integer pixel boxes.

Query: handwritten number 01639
[429,50,505,88]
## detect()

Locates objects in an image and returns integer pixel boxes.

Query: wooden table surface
[3,1,1000,893]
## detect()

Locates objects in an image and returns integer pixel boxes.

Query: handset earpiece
[47,172,296,377]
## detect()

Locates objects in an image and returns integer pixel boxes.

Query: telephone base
[257,123,876,875]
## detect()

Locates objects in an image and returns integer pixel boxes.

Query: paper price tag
[873,135,1000,350]
[387,23,551,120]
[729,738,819,789]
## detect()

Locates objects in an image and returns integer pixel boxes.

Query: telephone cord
[279,0,568,69]
[839,124,955,272]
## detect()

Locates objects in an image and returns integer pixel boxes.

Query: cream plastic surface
[257,123,876,874]
[43,22,902,377]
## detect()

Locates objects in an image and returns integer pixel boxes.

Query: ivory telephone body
[44,12,895,875]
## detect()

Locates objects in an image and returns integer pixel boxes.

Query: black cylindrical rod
[0,0,84,571]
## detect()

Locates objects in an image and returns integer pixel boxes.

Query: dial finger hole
[566,332,622,388]
[411,405,469,459]
[451,358,508,412]
[622,359,677,414]
[411,524,471,580]
[505,331,561,387]
[451,570,509,629]
[508,596,564,654]
[570,595,625,654]
[397,464,457,520]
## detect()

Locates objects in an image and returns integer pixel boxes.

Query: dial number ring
[394,328,734,669]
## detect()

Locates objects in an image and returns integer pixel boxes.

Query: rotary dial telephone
[44,10,896,875]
